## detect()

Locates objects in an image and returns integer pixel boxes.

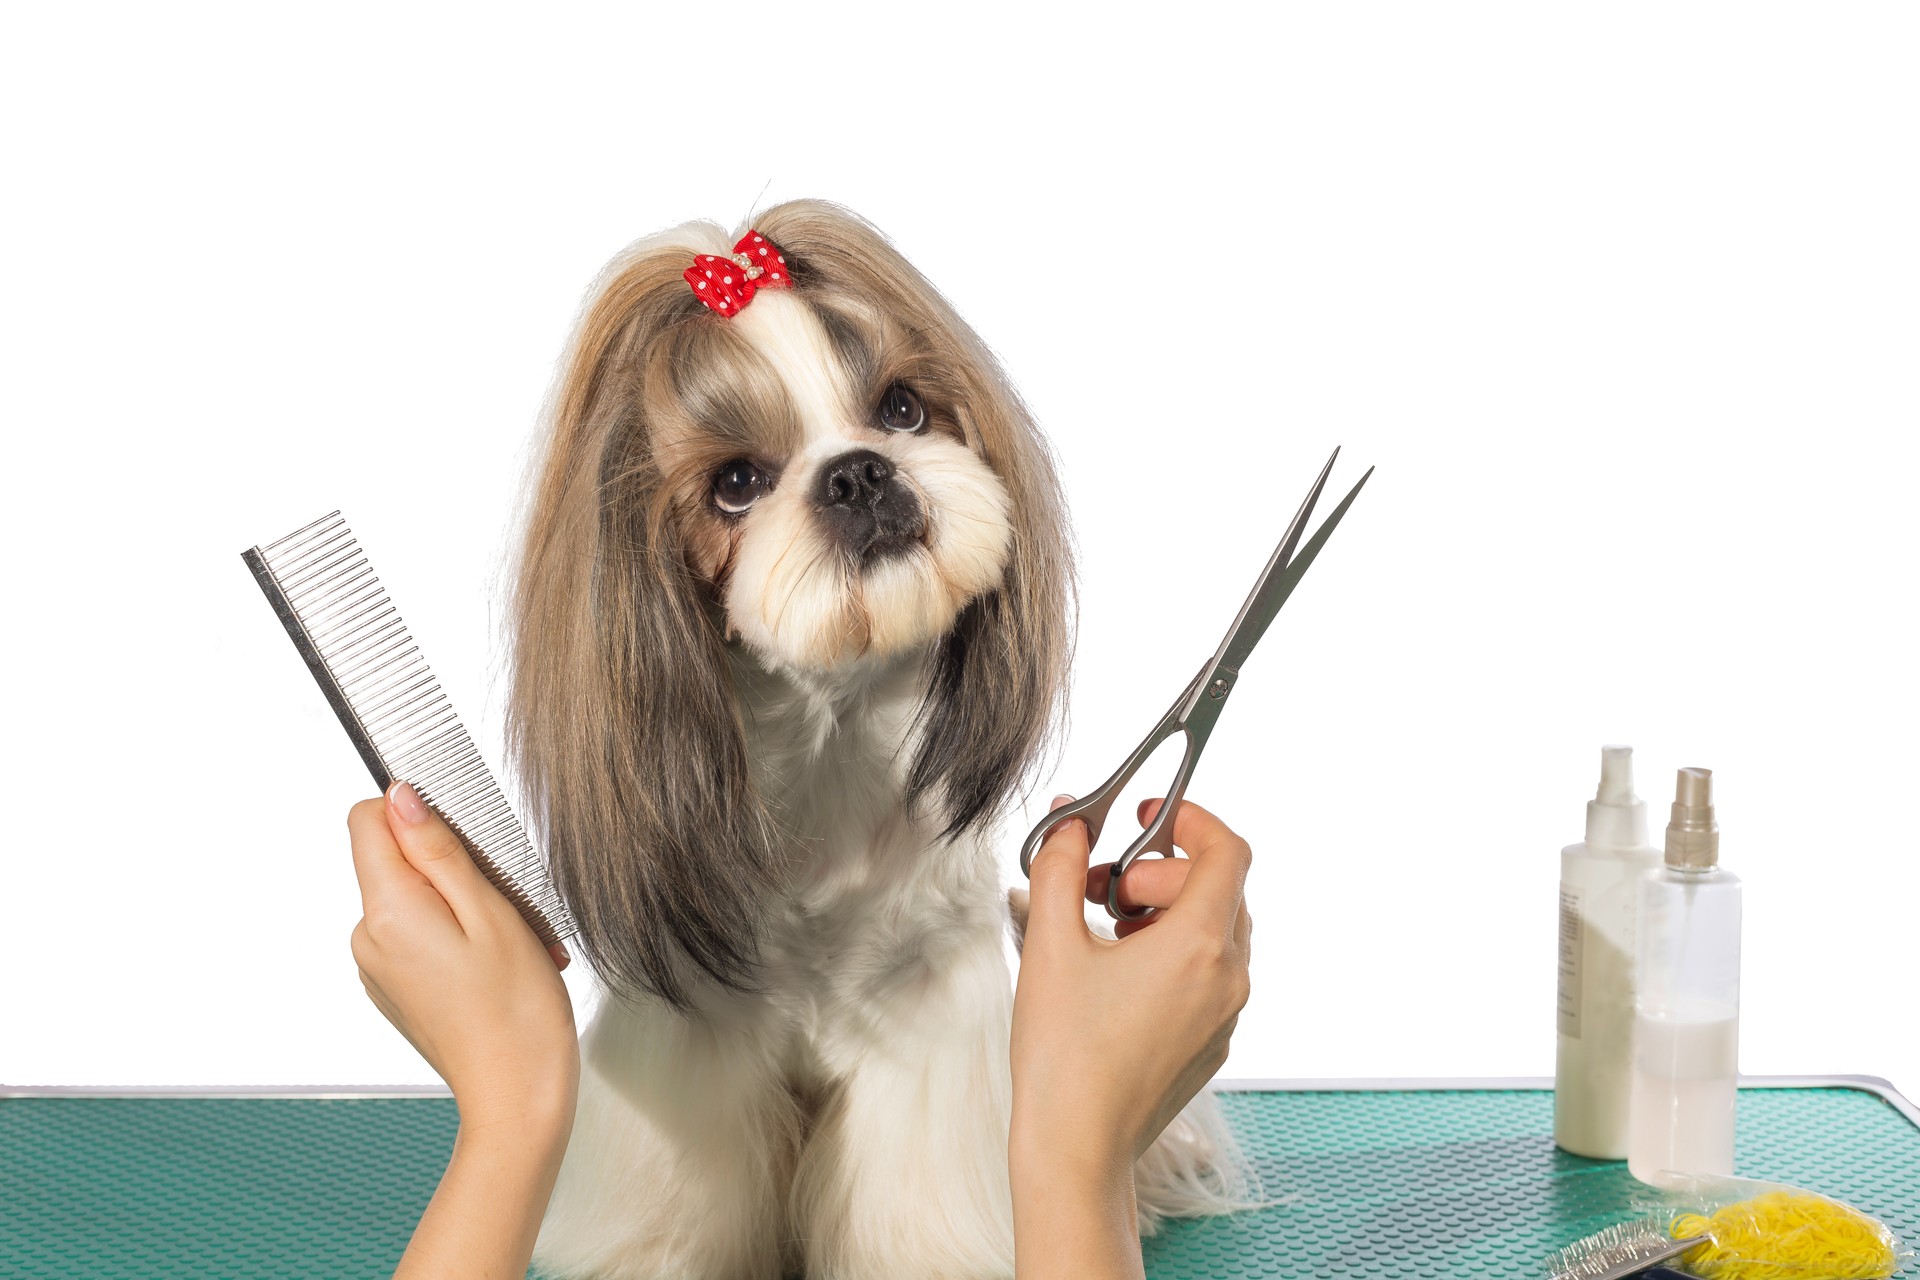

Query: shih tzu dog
[503,200,1253,1279]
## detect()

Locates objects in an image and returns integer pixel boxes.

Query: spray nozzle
[1585,744,1651,850]
[1596,744,1635,805]
[1666,766,1721,869]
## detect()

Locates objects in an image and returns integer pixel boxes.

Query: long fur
[504,200,1257,1278]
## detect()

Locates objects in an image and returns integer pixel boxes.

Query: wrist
[449,1104,574,1195]
[1009,1106,1132,1204]
[454,1071,578,1153]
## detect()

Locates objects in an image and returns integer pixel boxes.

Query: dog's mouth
[829,485,929,565]
[859,523,929,564]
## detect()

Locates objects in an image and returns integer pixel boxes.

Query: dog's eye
[876,383,927,434]
[712,460,770,514]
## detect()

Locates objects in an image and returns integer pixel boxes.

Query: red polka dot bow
[684,231,790,316]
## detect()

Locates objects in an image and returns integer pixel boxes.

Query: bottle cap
[1585,744,1650,849]
[1665,766,1720,869]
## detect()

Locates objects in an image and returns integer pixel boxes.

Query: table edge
[1214,1075,1920,1129]
[2,1075,1911,1126]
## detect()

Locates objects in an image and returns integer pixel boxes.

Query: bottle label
[1557,886,1582,1038]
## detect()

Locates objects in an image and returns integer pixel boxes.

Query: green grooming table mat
[2,1077,1915,1278]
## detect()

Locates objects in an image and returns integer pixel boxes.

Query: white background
[5,4,1915,1095]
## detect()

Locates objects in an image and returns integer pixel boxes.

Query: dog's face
[508,201,1073,1006]
[654,288,1016,672]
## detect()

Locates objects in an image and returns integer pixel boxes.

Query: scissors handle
[1017,660,1226,922]
[1099,723,1206,921]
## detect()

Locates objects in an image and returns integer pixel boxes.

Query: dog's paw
[1005,886,1030,951]
[1007,884,1121,948]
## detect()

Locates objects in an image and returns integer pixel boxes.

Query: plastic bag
[1549,1174,1908,1280]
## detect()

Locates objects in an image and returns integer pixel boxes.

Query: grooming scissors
[1018,448,1372,922]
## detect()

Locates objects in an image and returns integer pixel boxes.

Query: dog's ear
[505,226,779,1011]
[901,341,1076,841]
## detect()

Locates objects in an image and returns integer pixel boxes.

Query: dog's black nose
[816,449,894,509]
[813,448,925,556]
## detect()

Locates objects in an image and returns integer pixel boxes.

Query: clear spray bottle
[1628,767,1743,1185]
[1554,745,1662,1159]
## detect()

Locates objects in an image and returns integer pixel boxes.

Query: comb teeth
[243,511,577,947]
[1546,1217,1703,1280]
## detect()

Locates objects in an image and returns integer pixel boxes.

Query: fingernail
[388,780,430,825]
[1050,793,1074,810]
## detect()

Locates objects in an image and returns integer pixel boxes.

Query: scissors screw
[1209,677,1231,700]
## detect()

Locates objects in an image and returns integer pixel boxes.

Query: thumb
[1026,794,1094,943]
[384,780,496,924]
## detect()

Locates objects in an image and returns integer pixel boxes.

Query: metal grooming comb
[242,511,577,947]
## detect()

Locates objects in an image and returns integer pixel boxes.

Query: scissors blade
[1191,449,1337,678]
[1211,461,1373,676]
[1266,447,1340,593]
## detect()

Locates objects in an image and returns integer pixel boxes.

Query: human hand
[347,781,580,1133]
[1010,794,1253,1184]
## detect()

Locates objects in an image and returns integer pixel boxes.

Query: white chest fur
[728,643,1011,1080]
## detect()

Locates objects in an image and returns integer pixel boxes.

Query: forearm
[1010,1132,1143,1280]
[395,1107,572,1280]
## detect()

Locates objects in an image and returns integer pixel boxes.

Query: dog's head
[506,200,1073,1007]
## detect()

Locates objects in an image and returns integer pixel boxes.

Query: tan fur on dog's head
[505,200,1074,1008]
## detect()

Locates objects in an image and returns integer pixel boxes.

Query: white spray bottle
[1554,745,1662,1159]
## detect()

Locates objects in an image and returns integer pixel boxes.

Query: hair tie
[684,231,790,316]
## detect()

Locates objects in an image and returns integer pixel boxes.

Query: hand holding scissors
[1018,448,1372,922]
